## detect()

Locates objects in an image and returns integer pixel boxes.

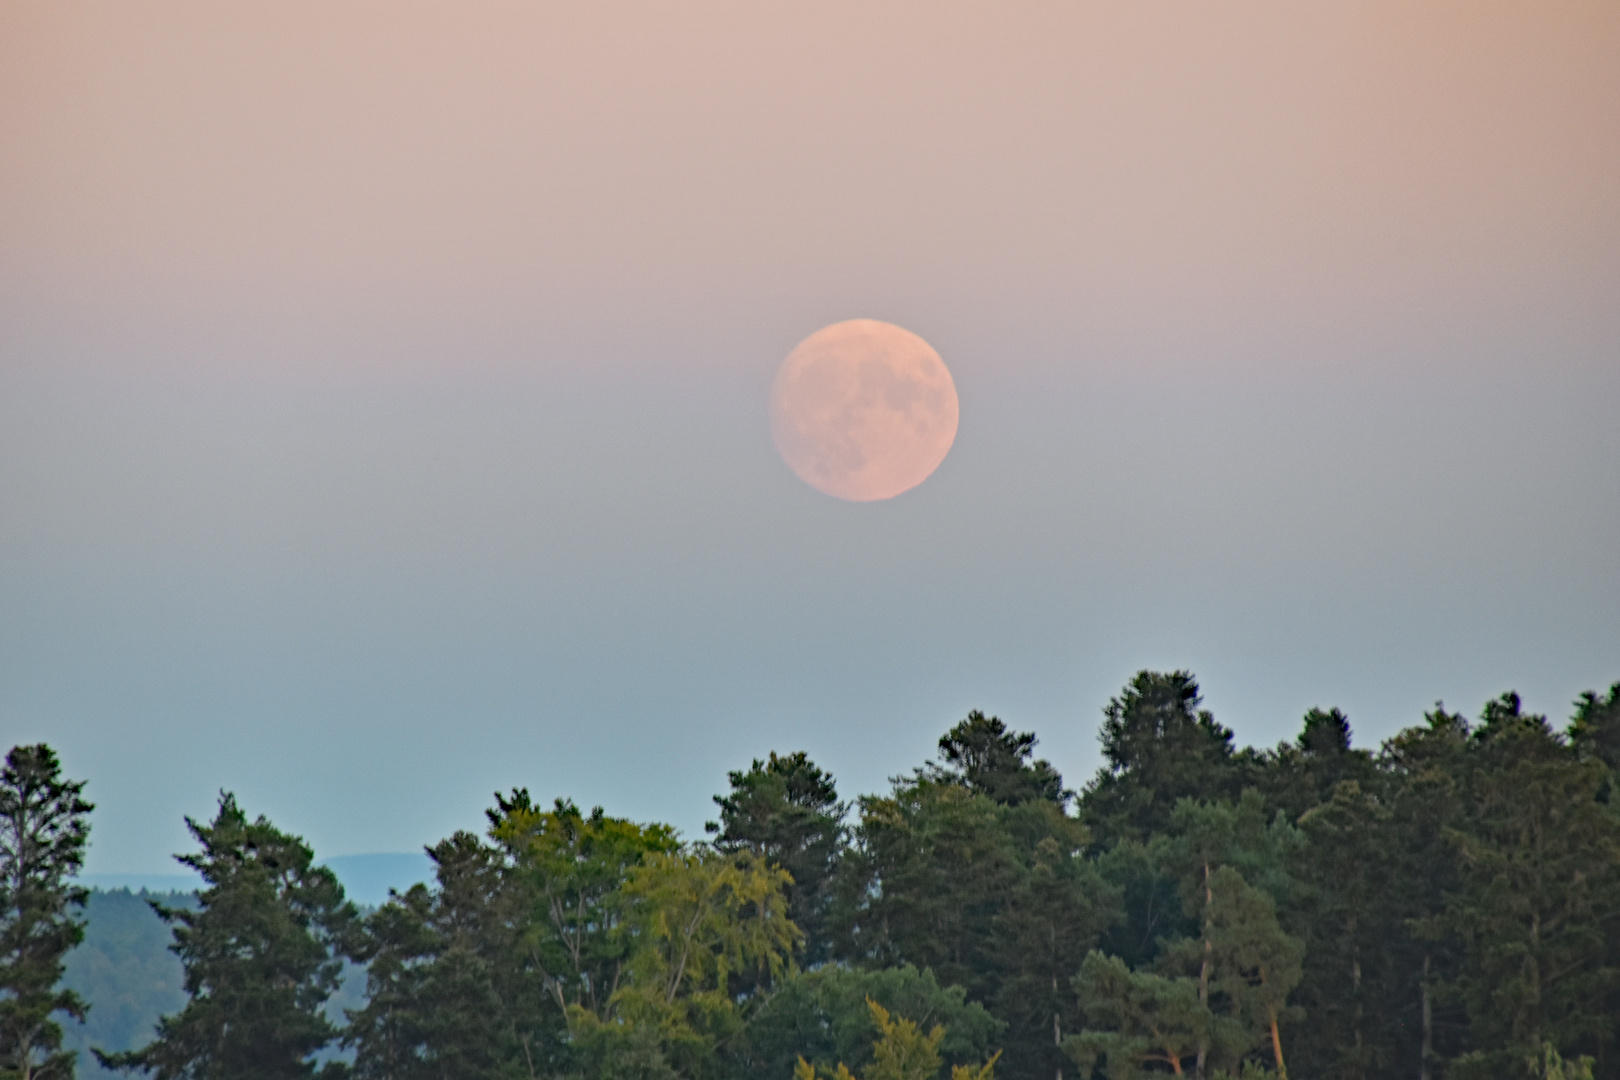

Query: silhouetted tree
[837,714,1116,1080]
[1571,683,1620,778]
[1081,672,1254,850]
[0,744,93,1080]
[1259,708,1379,823]
[98,793,358,1080]
[935,714,1065,808]
[1438,695,1620,1080]
[708,753,845,964]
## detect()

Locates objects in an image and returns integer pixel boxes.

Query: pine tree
[989,832,1118,1080]
[1570,684,1620,779]
[1081,672,1255,851]
[1567,684,1620,1080]
[98,793,359,1080]
[1064,951,1213,1079]
[1203,867,1304,1080]
[1381,705,1472,1079]
[835,717,1115,1080]
[1149,794,1303,1078]
[1258,708,1378,823]
[0,744,93,1080]
[1439,695,1620,1080]
[708,753,846,964]
[1291,780,1399,1079]
[346,834,527,1080]
[934,714,1066,808]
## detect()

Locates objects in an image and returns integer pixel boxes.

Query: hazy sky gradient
[2,1,1617,873]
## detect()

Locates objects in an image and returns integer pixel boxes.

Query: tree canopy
[22,666,1620,1080]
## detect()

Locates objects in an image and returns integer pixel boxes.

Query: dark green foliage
[1064,951,1213,1079]
[0,744,93,1080]
[61,892,362,1079]
[1257,709,1378,823]
[835,772,1018,991]
[731,964,1001,1080]
[348,791,797,1080]
[1378,705,1474,1078]
[835,717,1118,1080]
[1149,800,1305,1077]
[1200,866,1304,1076]
[1289,782,1399,1079]
[934,713,1066,808]
[345,835,532,1080]
[1093,840,1186,974]
[1569,683,1620,1080]
[707,752,846,965]
[1571,683,1620,776]
[56,669,1620,1080]
[1438,695,1620,1079]
[1081,672,1255,850]
[98,793,359,1080]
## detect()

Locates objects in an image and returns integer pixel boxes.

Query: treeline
[3,671,1620,1080]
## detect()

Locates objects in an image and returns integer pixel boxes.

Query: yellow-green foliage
[794,998,999,1080]
[620,847,800,1008]
[1537,1043,1595,1080]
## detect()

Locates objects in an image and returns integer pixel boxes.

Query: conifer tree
[1570,684,1620,777]
[1149,793,1302,1078]
[1439,695,1620,1079]
[1380,704,1472,1079]
[934,714,1065,808]
[1202,867,1304,1080]
[0,744,93,1080]
[1064,951,1213,1079]
[1259,708,1378,823]
[708,753,846,964]
[1292,780,1399,1079]
[346,833,528,1080]
[836,715,1115,1080]
[1082,672,1256,851]
[99,793,359,1080]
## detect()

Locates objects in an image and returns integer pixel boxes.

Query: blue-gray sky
[2,0,1617,875]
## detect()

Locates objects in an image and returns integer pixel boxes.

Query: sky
[1,0,1617,877]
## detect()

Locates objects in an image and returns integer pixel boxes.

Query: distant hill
[317,851,435,906]
[59,889,196,1079]
[78,849,434,908]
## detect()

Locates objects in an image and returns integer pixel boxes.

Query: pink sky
[4,1,1616,375]
[1,2,1616,872]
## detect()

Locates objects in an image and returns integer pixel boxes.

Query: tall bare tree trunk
[1053,973,1063,1080]
[1269,1010,1289,1080]
[1351,913,1363,1052]
[1420,953,1432,1080]
[1195,859,1212,1080]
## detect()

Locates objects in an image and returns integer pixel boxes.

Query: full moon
[770,319,959,502]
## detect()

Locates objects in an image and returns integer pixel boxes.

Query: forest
[4,670,1620,1080]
